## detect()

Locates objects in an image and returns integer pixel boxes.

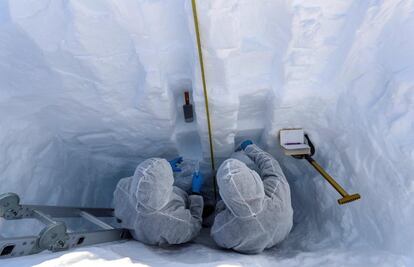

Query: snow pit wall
[0,0,413,259]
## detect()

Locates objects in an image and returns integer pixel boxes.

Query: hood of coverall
[217,159,265,218]
[135,158,174,211]
[230,151,260,173]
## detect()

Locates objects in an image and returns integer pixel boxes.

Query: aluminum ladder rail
[0,193,130,258]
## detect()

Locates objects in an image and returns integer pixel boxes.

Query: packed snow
[1,0,413,266]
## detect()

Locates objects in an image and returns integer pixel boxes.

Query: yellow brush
[279,129,361,205]
[305,155,361,205]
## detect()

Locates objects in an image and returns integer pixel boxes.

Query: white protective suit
[113,158,203,246]
[211,144,293,254]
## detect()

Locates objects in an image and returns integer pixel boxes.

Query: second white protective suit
[113,158,203,246]
[211,144,293,254]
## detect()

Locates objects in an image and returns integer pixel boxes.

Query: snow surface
[1,0,414,266]
[2,230,413,267]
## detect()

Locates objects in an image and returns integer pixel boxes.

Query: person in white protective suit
[211,140,293,254]
[113,157,204,246]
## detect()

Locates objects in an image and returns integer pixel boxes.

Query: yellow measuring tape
[191,0,217,200]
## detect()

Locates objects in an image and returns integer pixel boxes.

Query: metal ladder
[0,193,130,258]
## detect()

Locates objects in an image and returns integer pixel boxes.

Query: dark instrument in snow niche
[279,128,361,205]
[183,91,194,123]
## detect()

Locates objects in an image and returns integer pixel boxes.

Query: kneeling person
[114,157,204,246]
[211,141,293,254]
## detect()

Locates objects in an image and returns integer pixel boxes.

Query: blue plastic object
[192,171,204,193]
[236,140,253,151]
[169,157,183,172]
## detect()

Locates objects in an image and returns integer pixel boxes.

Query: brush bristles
[338,194,361,205]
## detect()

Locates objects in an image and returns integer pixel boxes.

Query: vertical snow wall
[0,0,413,258]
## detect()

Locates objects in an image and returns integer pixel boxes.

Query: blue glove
[192,171,204,194]
[169,157,183,172]
[236,140,253,151]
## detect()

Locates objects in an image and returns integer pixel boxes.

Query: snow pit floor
[1,229,412,267]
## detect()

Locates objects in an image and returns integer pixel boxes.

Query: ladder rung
[33,210,56,225]
[79,211,114,230]
[20,205,115,218]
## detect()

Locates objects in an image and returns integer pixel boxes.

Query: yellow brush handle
[305,156,361,205]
